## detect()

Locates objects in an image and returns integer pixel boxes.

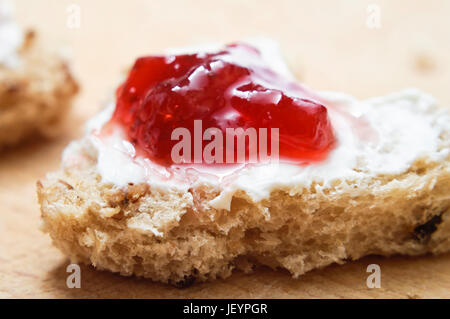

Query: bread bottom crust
[38,150,450,286]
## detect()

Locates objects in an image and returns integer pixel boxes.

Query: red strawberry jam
[111,43,335,166]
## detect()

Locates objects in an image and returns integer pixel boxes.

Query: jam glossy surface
[111,43,336,165]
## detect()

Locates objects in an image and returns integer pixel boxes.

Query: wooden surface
[1,0,450,298]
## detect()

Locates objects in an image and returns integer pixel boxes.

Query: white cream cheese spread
[62,40,450,211]
[0,0,23,68]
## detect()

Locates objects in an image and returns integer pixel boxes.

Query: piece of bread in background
[0,1,78,149]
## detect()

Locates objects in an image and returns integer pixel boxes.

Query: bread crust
[37,138,450,285]
[0,30,79,149]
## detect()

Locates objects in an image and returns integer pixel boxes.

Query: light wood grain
[1,0,450,298]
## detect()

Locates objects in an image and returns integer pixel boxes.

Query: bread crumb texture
[0,31,78,149]
[38,128,450,286]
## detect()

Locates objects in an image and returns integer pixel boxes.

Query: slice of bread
[38,89,450,286]
[0,30,79,149]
